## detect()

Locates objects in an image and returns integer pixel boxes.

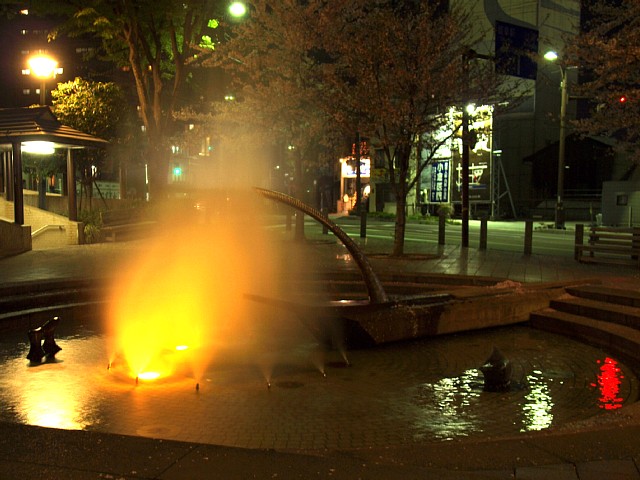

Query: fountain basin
[0,314,636,449]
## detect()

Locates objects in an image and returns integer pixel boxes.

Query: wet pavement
[0,225,640,478]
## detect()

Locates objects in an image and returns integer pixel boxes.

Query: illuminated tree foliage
[567,0,640,161]
[216,0,502,255]
[52,77,126,140]
[33,0,225,200]
[51,77,135,205]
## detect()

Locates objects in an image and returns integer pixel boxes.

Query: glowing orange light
[138,372,161,381]
[106,191,289,385]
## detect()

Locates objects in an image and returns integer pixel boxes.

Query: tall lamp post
[544,50,568,230]
[26,54,61,105]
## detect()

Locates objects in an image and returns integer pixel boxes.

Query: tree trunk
[391,143,412,256]
[393,193,407,256]
[146,142,169,202]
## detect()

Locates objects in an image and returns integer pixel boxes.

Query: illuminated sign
[341,157,371,178]
[430,160,449,203]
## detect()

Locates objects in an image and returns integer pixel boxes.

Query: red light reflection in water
[590,357,624,410]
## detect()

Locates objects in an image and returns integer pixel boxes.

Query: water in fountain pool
[0,319,636,449]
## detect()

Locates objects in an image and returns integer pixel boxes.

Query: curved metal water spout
[255,187,389,304]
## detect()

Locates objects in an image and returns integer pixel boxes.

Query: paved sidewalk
[0,234,639,479]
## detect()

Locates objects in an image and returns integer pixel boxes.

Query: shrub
[79,209,103,244]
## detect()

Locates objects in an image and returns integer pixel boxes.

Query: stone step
[566,284,640,308]
[550,295,640,330]
[530,308,640,364]
[0,288,99,314]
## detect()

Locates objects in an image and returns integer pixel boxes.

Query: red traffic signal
[619,95,628,104]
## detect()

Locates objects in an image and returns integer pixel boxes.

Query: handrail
[31,224,65,238]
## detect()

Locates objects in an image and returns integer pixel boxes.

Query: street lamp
[544,50,568,230]
[228,1,247,18]
[26,54,62,105]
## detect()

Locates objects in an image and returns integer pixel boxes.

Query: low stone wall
[0,196,82,249]
[0,220,31,257]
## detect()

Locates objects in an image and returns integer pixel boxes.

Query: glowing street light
[229,1,247,17]
[26,54,62,105]
[544,50,569,229]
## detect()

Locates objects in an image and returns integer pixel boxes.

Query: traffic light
[619,95,628,104]
[173,166,182,176]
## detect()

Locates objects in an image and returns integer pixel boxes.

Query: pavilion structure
[0,106,108,225]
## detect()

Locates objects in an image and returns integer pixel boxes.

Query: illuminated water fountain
[103,190,332,389]
[0,188,637,449]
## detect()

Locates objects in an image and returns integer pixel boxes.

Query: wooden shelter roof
[0,106,108,149]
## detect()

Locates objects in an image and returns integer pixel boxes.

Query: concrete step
[566,284,640,308]
[530,307,640,364]
[0,288,99,314]
[0,279,106,333]
[550,295,640,330]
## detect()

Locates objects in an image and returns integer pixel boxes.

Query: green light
[173,166,182,176]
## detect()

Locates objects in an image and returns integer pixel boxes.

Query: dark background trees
[568,0,640,162]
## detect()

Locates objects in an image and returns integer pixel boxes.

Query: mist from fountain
[104,190,320,386]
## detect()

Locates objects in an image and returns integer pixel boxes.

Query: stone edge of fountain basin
[0,277,109,334]
[256,277,600,348]
[0,274,606,346]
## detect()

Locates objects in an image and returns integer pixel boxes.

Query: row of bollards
[27,316,62,363]
[442,217,535,255]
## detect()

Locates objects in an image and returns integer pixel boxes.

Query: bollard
[479,217,488,250]
[438,213,446,245]
[524,220,533,255]
[360,209,367,238]
[574,224,584,261]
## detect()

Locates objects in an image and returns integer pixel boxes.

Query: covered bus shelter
[0,106,108,226]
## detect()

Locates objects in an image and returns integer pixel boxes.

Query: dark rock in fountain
[42,316,62,358]
[479,347,512,392]
[26,316,62,363]
[26,327,46,363]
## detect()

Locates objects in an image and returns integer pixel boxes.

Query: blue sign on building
[430,160,449,203]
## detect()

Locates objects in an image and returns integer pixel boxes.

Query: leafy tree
[567,0,640,162]
[51,77,132,208]
[215,0,505,255]
[316,1,510,255]
[34,0,226,201]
